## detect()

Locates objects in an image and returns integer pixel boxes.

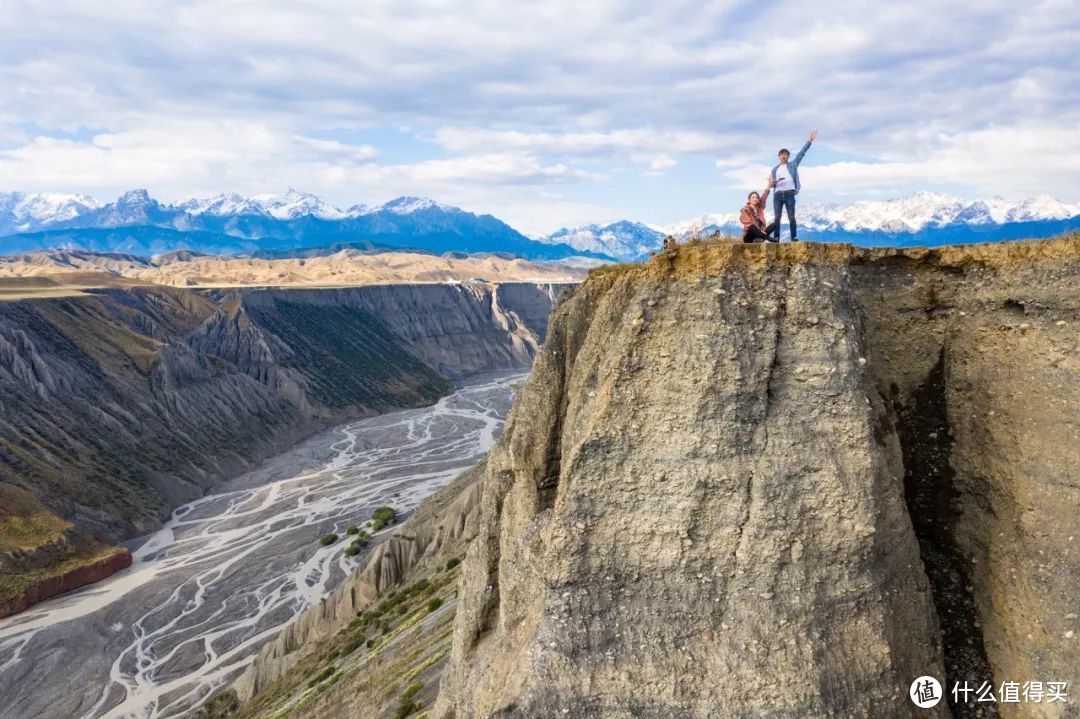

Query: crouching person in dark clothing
[740,177,778,243]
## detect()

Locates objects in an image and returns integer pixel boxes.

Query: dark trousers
[743,222,778,243]
[773,190,797,241]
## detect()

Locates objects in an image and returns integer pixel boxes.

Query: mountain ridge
[542,193,1080,260]
[3,189,1078,262]
[0,190,599,261]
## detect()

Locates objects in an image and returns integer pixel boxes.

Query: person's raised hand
[768,175,777,187]
[809,129,818,142]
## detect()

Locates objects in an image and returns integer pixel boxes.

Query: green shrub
[394,683,425,719]
[372,506,397,531]
[307,666,336,688]
[346,524,360,535]
[378,591,404,614]
[345,535,368,556]
[407,578,430,595]
[426,597,444,613]
[342,636,364,655]
[445,557,461,571]
[319,533,338,546]
[394,701,420,719]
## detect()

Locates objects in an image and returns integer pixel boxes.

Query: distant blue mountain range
[0,189,606,260]
[1,189,1077,262]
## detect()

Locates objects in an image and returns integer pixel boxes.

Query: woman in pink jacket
[739,176,778,243]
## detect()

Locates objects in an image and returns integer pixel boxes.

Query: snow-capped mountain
[1001,194,1079,223]
[251,189,353,220]
[635,193,1080,255]
[0,191,102,235]
[532,193,1079,260]
[1,188,1076,260]
[538,221,665,261]
[0,189,594,260]
[793,192,1079,235]
[651,213,739,243]
[84,188,177,228]
[375,196,451,215]
[175,192,270,218]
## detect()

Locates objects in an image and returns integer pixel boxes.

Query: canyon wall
[0,282,566,617]
[433,239,1077,719]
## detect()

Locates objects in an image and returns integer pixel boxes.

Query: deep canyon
[0,281,567,619]
[2,237,1078,719]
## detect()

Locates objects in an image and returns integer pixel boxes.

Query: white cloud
[720,124,1080,199]
[434,127,727,158]
[0,0,1076,230]
[0,121,602,227]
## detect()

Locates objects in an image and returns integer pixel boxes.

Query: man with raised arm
[771,129,817,242]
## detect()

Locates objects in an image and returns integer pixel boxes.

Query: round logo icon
[910,676,943,708]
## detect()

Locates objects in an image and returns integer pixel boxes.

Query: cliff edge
[435,238,1078,719]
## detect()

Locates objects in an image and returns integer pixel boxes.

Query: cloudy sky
[0,1,1077,233]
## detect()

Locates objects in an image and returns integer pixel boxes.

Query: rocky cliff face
[0,282,565,617]
[434,239,1078,719]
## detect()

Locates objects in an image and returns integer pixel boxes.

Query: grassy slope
[223,560,464,719]
[0,483,126,606]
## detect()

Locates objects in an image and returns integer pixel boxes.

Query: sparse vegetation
[342,635,365,655]
[345,534,369,556]
[346,524,360,535]
[193,689,240,719]
[372,506,397,531]
[230,546,467,719]
[445,557,460,571]
[319,533,339,546]
[307,666,336,688]
[394,682,425,719]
